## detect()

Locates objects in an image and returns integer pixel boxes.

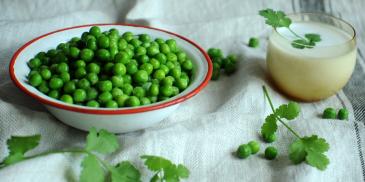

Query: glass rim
[273,12,356,47]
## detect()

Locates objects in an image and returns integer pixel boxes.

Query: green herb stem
[288,27,305,40]
[262,86,302,139]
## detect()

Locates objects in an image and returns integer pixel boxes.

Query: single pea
[103,62,114,73]
[212,57,223,66]
[134,70,149,84]
[323,107,336,119]
[115,51,131,64]
[75,67,87,79]
[155,53,167,64]
[150,41,159,48]
[63,81,76,94]
[97,49,111,61]
[160,65,169,75]
[48,90,59,99]
[118,38,128,50]
[140,63,154,75]
[161,76,174,86]
[166,39,177,52]
[28,70,39,78]
[140,97,151,105]
[248,141,260,154]
[28,58,41,69]
[262,133,276,143]
[112,87,124,98]
[56,62,69,73]
[150,58,160,69]
[182,59,193,71]
[49,77,63,90]
[147,46,160,56]
[74,60,86,69]
[133,86,145,98]
[160,43,170,54]
[170,67,181,79]
[83,34,96,42]
[126,62,138,75]
[98,91,113,104]
[60,94,73,104]
[53,52,68,63]
[73,89,87,102]
[171,86,179,96]
[81,87,96,100]
[86,73,98,85]
[227,54,238,63]
[109,46,118,60]
[40,69,52,80]
[177,52,187,63]
[116,94,129,107]
[111,76,124,88]
[125,48,134,58]
[86,100,100,107]
[122,84,133,95]
[141,42,151,48]
[224,61,237,75]
[160,85,173,97]
[130,38,142,47]
[86,39,97,50]
[86,63,100,74]
[40,57,51,65]
[248,37,260,48]
[264,146,278,160]
[109,28,119,37]
[207,48,223,59]
[105,100,118,108]
[137,55,149,64]
[69,47,80,59]
[122,75,132,84]
[122,32,134,42]
[149,84,159,96]
[126,96,140,107]
[97,35,110,49]
[166,53,178,62]
[211,63,221,80]
[59,72,70,82]
[139,34,151,42]
[80,48,94,62]
[338,108,349,120]
[89,26,101,37]
[113,63,127,76]
[236,144,252,159]
[77,78,90,90]
[38,81,50,93]
[47,49,58,58]
[155,38,165,44]
[135,46,147,56]
[175,78,188,90]
[149,96,158,103]
[98,80,113,92]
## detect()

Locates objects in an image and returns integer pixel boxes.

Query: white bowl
[9,24,212,133]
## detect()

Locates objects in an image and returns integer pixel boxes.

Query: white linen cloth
[0,0,365,181]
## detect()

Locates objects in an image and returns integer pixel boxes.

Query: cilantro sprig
[0,128,189,182]
[259,9,322,49]
[262,86,330,170]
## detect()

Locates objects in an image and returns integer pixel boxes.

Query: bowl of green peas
[9,24,212,133]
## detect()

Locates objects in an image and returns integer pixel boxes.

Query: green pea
[98,91,113,104]
[74,60,86,69]
[148,96,158,103]
[75,67,87,79]
[38,81,50,93]
[149,84,159,96]
[207,48,223,59]
[135,46,147,56]
[125,48,134,58]
[170,67,181,79]
[126,96,140,107]
[73,89,87,102]
[134,70,149,84]
[48,90,59,99]
[150,58,160,69]
[141,42,151,48]
[98,80,113,92]
[28,58,41,69]
[166,52,177,62]
[236,144,251,159]
[86,100,100,107]
[86,63,100,74]
[118,38,128,50]
[116,94,129,107]
[59,72,70,82]
[165,61,175,70]
[77,78,90,90]
[122,75,132,84]
[160,43,170,54]
[89,26,101,37]
[175,78,188,90]
[155,38,165,44]
[140,97,151,105]
[113,63,127,76]
[126,62,138,75]
[323,107,336,119]
[172,86,179,96]
[86,73,99,85]
[49,77,63,89]
[53,52,68,63]
[86,39,97,50]
[159,65,169,74]
[97,35,110,49]
[97,49,110,61]
[155,53,167,64]
[160,85,173,97]
[147,46,159,56]
[337,108,349,120]
[122,84,133,95]
[105,100,118,108]
[182,59,193,71]
[80,48,94,62]
[248,37,260,48]
[140,63,154,75]
[248,141,260,154]
[86,87,98,101]
[265,146,278,160]
[122,32,134,42]
[137,55,149,64]
[69,47,80,59]
[177,52,187,63]
[111,76,124,88]
[211,63,221,80]
[112,88,124,98]
[115,51,130,64]
[133,86,145,98]
[262,133,276,143]
[60,94,73,104]
[57,62,69,73]
[40,69,52,80]
[161,76,174,86]
[109,46,118,60]
[130,39,142,47]
[47,49,58,58]
[166,39,177,52]
[139,34,151,42]
[103,62,114,73]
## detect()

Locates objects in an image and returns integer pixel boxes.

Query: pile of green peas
[27,26,194,108]
[207,48,238,80]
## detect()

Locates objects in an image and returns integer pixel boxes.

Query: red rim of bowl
[9,23,212,115]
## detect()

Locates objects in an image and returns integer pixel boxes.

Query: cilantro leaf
[261,114,278,137]
[141,155,172,172]
[275,102,300,120]
[305,33,321,43]
[2,135,41,165]
[111,161,141,182]
[259,9,292,28]
[291,39,309,49]
[177,164,190,179]
[85,128,119,154]
[150,174,160,182]
[289,135,330,170]
[80,154,105,182]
